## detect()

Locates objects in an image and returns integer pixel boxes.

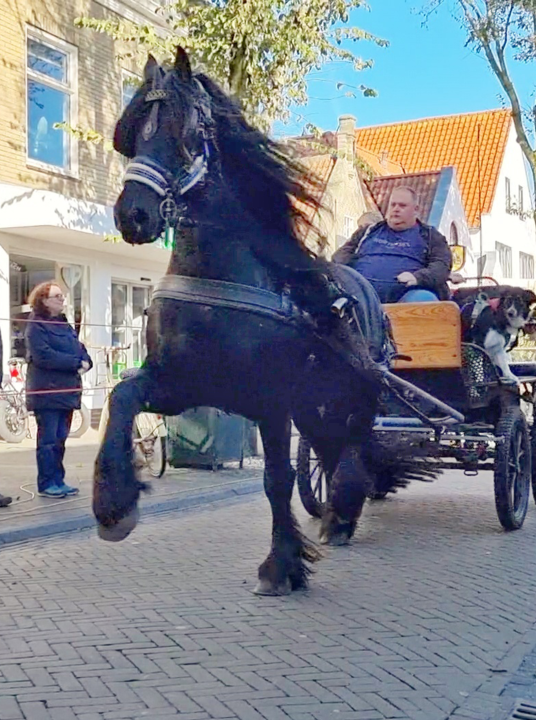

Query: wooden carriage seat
[383,301,462,370]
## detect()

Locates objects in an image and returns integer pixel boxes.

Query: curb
[0,477,263,546]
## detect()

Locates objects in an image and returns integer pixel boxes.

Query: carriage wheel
[530,422,536,505]
[296,436,330,518]
[494,406,531,531]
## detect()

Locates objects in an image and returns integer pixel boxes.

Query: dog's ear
[523,290,536,306]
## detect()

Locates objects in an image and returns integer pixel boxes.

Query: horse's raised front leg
[319,443,371,546]
[255,415,321,596]
[94,369,156,542]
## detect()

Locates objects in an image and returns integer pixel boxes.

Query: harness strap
[152,275,385,377]
[152,275,304,324]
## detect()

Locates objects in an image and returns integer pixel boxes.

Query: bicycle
[0,359,29,443]
[96,346,167,478]
[0,358,91,443]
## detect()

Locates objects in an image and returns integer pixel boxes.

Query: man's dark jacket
[332,220,452,301]
[25,313,92,412]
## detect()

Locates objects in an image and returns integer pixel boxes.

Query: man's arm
[332,226,368,264]
[412,227,452,289]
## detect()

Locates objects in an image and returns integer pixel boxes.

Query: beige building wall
[323,116,368,257]
[0,0,131,206]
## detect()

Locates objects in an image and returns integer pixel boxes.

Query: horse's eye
[142,120,154,141]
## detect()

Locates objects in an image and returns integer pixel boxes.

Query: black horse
[95,47,422,595]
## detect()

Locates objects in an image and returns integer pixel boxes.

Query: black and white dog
[453,286,536,384]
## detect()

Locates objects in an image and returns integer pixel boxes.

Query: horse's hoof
[319,531,350,546]
[253,578,292,596]
[97,507,139,542]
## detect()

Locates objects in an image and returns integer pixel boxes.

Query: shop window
[10,255,55,357]
[111,282,152,376]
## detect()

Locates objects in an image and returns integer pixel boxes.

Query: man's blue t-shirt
[349,224,428,303]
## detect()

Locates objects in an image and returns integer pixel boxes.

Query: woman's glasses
[48,294,65,301]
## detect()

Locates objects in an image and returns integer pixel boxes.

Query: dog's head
[499,288,536,330]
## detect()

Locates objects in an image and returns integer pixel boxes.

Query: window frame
[495,241,512,279]
[121,69,141,110]
[111,280,153,374]
[26,26,78,177]
[449,222,459,246]
[519,186,524,216]
[343,215,355,239]
[505,177,511,213]
[520,251,534,280]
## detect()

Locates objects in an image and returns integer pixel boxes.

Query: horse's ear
[173,46,192,82]
[113,117,136,158]
[144,54,159,82]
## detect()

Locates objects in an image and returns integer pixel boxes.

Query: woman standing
[26,282,92,498]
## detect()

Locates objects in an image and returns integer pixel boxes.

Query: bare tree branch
[426,0,536,221]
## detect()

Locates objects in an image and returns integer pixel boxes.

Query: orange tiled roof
[355,145,404,176]
[355,109,512,227]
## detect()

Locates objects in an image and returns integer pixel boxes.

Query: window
[505,177,511,213]
[343,216,355,238]
[520,252,534,279]
[495,242,512,278]
[519,186,524,215]
[111,282,152,377]
[449,222,459,246]
[122,70,141,109]
[26,29,77,171]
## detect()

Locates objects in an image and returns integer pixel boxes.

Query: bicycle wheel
[69,403,91,439]
[133,415,167,478]
[0,399,28,443]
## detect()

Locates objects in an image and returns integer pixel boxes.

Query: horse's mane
[196,74,327,256]
[115,66,334,313]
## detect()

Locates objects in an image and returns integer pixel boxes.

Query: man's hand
[397,272,417,286]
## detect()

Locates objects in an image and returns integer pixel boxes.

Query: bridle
[123,70,214,240]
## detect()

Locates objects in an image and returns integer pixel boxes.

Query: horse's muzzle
[97,507,140,542]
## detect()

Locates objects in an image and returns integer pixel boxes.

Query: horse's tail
[362,435,443,496]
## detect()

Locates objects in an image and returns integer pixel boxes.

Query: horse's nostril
[131,208,148,226]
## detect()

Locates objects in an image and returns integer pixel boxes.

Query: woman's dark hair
[28,281,60,316]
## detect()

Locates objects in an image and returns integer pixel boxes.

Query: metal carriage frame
[297,335,536,532]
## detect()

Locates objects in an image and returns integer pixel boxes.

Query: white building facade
[474,126,536,287]
[0,0,172,416]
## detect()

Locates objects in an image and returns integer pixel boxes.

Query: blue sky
[274,0,534,138]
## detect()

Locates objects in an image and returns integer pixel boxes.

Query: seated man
[332,186,452,304]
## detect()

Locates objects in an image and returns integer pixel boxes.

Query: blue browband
[124,146,209,199]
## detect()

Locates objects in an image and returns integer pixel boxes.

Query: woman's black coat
[25,313,92,412]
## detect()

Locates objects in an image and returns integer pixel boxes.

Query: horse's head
[113,47,213,244]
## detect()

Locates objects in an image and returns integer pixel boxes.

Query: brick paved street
[0,430,262,544]
[1,471,535,720]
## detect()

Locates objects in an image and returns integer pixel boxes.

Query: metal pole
[382,369,465,423]
[477,123,484,286]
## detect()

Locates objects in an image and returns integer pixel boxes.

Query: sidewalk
[0,428,264,545]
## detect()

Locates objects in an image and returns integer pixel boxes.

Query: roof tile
[366,171,442,223]
[356,109,511,226]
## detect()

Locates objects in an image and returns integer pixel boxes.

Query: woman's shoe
[58,484,79,496]
[38,486,67,498]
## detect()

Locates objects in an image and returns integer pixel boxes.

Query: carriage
[296,284,536,532]
[99,46,536,594]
